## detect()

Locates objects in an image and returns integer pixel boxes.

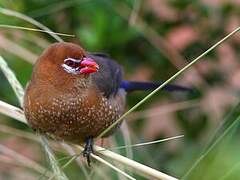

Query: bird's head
[31,42,99,89]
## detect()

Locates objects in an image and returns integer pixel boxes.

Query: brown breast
[23,82,126,144]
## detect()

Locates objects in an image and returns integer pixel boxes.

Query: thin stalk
[50,148,136,180]
[0,35,38,64]
[47,156,77,180]
[0,99,26,123]
[76,145,178,180]
[90,163,112,180]
[106,135,184,151]
[0,124,39,141]
[41,136,69,180]
[0,143,52,177]
[182,116,240,179]
[121,121,133,163]
[0,7,63,42]
[110,136,132,180]
[98,26,240,138]
[91,153,136,180]
[0,24,75,37]
[0,56,25,105]
[219,161,240,180]
[61,143,90,180]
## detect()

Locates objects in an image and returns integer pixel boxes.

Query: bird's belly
[24,93,125,144]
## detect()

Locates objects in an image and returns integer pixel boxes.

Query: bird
[23,42,192,165]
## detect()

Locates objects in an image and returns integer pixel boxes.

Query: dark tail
[120,80,193,92]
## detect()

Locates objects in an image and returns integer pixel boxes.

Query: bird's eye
[65,59,77,68]
[65,60,73,66]
[62,58,82,74]
[63,58,81,68]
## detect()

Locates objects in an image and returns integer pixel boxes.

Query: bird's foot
[83,136,94,167]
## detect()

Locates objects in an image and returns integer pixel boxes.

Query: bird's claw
[83,136,94,167]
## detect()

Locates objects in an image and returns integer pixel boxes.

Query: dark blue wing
[120,80,193,92]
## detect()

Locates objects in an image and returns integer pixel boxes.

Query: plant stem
[98,26,240,138]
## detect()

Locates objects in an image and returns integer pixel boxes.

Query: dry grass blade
[128,0,142,26]
[0,56,25,105]
[110,136,132,180]
[49,146,135,180]
[90,163,112,180]
[107,135,184,151]
[75,145,177,180]
[0,24,75,37]
[128,99,199,121]
[0,7,63,42]
[0,100,26,123]
[0,124,39,141]
[41,136,69,180]
[91,153,136,180]
[0,35,38,64]
[121,121,133,161]
[0,143,52,178]
[61,143,90,180]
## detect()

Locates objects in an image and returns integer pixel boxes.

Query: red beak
[80,57,99,74]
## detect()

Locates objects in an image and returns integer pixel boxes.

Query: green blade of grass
[98,26,240,139]
[182,110,240,179]
[103,135,184,151]
[91,153,136,180]
[0,56,24,105]
[41,136,69,180]
[204,102,240,151]
[220,161,240,180]
[0,7,63,42]
[61,143,90,180]
[0,99,26,123]
[0,24,75,37]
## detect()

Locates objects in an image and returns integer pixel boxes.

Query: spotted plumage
[24,42,125,144]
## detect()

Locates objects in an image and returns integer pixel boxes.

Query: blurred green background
[0,0,240,179]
